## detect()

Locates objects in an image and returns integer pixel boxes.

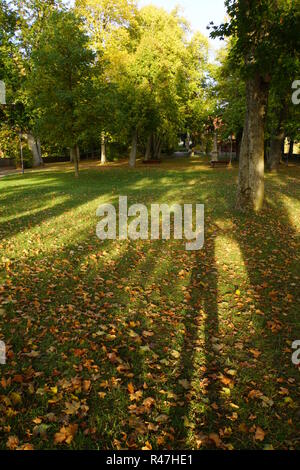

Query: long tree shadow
[166,165,300,449]
[1,163,299,449]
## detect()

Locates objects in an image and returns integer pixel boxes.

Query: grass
[0,156,299,450]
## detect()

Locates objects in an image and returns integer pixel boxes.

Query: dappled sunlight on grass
[0,161,299,450]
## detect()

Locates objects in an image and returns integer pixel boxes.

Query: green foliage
[28,10,95,149]
[214,41,245,139]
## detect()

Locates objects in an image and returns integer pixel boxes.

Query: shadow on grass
[0,164,299,449]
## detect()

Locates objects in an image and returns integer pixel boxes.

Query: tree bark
[101,131,106,164]
[235,129,242,161]
[268,131,285,171]
[70,145,79,177]
[144,135,152,161]
[152,135,162,160]
[27,132,43,167]
[129,129,138,168]
[236,75,268,212]
[288,139,294,159]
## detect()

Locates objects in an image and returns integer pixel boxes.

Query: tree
[211,0,299,211]
[266,55,300,170]
[29,10,95,176]
[213,42,245,158]
[75,0,138,164]
[109,5,201,166]
[0,1,64,166]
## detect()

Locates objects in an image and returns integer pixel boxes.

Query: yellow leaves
[107,352,119,363]
[219,374,234,388]
[248,389,274,407]
[249,348,261,359]
[32,417,42,425]
[54,424,78,445]
[130,390,143,402]
[18,443,34,450]
[267,320,282,333]
[183,416,195,429]
[254,426,266,442]
[238,423,248,433]
[83,380,91,393]
[143,397,155,409]
[9,392,22,406]
[64,400,81,415]
[6,435,19,450]
[142,330,154,338]
[127,382,142,401]
[6,408,17,418]
[171,350,180,359]
[142,441,152,450]
[50,386,58,395]
[248,389,263,399]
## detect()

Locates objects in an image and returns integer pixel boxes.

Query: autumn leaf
[250,348,261,359]
[83,380,91,392]
[142,441,152,450]
[54,424,78,445]
[64,401,81,415]
[143,397,155,409]
[254,426,266,442]
[209,433,223,448]
[6,435,19,450]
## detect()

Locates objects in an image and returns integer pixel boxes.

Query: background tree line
[0,0,299,211]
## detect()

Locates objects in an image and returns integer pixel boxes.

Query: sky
[138,0,227,50]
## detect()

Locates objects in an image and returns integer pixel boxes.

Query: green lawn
[0,157,299,450]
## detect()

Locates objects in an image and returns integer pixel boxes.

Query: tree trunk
[144,135,152,161]
[153,135,162,160]
[236,75,269,212]
[288,139,294,159]
[36,138,43,165]
[235,130,242,160]
[268,131,285,171]
[101,131,106,164]
[129,129,138,168]
[70,145,79,177]
[27,132,43,167]
[211,130,218,161]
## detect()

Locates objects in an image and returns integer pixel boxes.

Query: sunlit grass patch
[0,160,299,450]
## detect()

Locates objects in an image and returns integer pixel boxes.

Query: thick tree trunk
[129,129,138,168]
[70,145,79,177]
[236,75,268,212]
[27,132,43,167]
[101,131,106,164]
[268,131,285,171]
